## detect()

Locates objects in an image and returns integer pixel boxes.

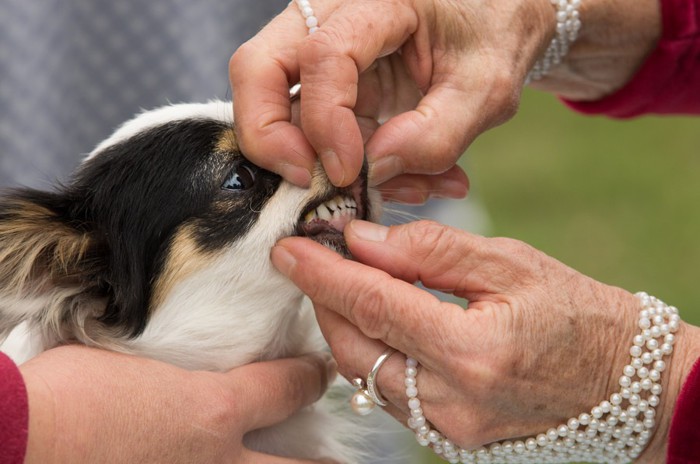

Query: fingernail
[436,179,469,199]
[270,245,297,276]
[279,163,312,187]
[348,220,388,242]
[369,156,402,186]
[320,149,346,186]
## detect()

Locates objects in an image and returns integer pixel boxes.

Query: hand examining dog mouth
[296,166,370,258]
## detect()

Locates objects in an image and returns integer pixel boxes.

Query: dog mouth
[296,167,369,258]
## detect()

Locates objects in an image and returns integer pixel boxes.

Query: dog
[0,100,382,461]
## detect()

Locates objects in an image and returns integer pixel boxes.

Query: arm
[558,0,700,116]
[17,346,335,464]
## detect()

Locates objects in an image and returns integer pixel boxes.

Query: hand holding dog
[20,346,336,464]
[272,220,700,462]
[230,0,661,193]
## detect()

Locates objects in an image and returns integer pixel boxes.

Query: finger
[297,0,419,186]
[374,165,469,204]
[230,6,317,187]
[270,237,460,358]
[230,353,337,432]
[245,449,339,464]
[366,62,521,185]
[313,305,407,411]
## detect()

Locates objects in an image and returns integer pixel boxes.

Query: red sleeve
[0,352,29,464]
[667,356,700,463]
[565,0,700,117]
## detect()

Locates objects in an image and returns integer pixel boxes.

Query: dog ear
[0,189,107,342]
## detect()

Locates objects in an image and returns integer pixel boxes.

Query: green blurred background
[415,88,700,464]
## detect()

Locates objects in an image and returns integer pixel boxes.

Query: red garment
[0,352,28,464]
[565,0,700,116]
[668,357,700,463]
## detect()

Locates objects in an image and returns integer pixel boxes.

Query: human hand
[230,0,553,191]
[230,0,660,191]
[20,346,337,464]
[271,220,700,462]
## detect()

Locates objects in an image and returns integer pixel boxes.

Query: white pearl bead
[408,397,420,409]
[653,360,666,372]
[350,390,375,415]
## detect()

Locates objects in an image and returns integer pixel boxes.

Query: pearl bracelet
[295,0,319,34]
[406,292,679,463]
[526,0,582,83]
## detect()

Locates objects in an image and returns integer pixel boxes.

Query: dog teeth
[304,195,358,224]
[318,205,333,221]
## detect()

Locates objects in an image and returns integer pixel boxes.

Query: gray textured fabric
[0,0,287,188]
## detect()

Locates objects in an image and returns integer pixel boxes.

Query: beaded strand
[526,0,582,83]
[295,0,320,34]
[406,292,679,463]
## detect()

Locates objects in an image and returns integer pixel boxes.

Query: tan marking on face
[150,225,212,310]
[215,127,239,154]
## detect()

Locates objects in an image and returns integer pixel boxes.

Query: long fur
[0,100,383,462]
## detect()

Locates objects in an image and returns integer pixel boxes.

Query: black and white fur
[0,101,381,461]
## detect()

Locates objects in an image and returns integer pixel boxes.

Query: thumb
[228,352,337,432]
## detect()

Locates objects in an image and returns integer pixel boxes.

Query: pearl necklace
[405,292,679,463]
[526,0,582,83]
[295,0,319,34]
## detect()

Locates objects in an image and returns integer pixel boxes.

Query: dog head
[0,101,381,369]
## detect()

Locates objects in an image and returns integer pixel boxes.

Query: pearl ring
[350,347,397,415]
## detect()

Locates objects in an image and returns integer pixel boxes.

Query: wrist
[530,0,662,100]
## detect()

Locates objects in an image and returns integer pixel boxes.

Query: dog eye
[222,164,256,191]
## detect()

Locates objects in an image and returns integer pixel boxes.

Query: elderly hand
[230,0,660,193]
[20,346,336,464]
[271,220,700,463]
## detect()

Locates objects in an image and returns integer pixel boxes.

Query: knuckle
[228,41,255,77]
[406,220,458,263]
[298,27,345,64]
[487,66,521,123]
[349,279,396,340]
